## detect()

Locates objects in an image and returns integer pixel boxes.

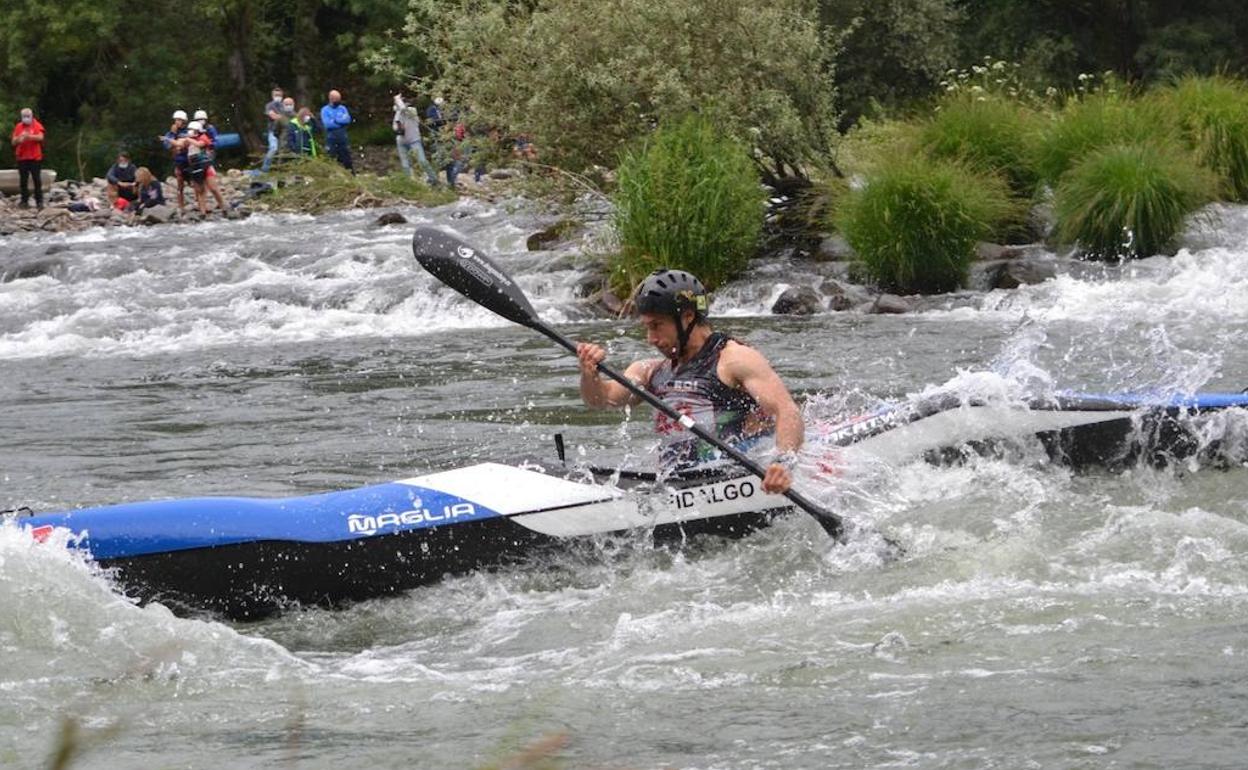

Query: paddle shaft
[526,319,845,541]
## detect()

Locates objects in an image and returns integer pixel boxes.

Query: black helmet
[633,268,709,361]
[633,268,709,320]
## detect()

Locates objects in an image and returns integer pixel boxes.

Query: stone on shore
[772,285,822,315]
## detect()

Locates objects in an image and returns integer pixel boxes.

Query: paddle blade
[412,227,539,328]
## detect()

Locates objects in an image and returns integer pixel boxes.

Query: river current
[3,199,1248,768]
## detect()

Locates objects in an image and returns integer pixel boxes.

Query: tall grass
[610,115,765,294]
[1034,92,1170,185]
[1053,142,1218,259]
[837,156,1015,293]
[920,94,1041,195]
[1160,74,1248,201]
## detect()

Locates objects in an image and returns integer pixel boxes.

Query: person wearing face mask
[261,87,285,173]
[194,109,228,212]
[320,89,354,173]
[10,108,46,210]
[106,152,139,209]
[288,107,319,157]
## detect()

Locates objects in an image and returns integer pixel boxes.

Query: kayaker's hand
[762,463,792,495]
[576,342,605,377]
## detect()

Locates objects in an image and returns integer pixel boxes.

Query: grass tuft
[609,114,766,295]
[837,156,1015,293]
[260,157,457,213]
[1160,74,1248,201]
[920,94,1041,195]
[1053,142,1218,259]
[1034,92,1170,185]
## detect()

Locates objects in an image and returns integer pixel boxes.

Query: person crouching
[106,152,139,210]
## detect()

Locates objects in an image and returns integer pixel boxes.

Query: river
[3,198,1248,769]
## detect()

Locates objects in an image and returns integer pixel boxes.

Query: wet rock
[975,241,1008,261]
[772,285,822,315]
[44,244,75,255]
[995,257,1056,289]
[374,211,408,227]
[819,278,871,311]
[814,234,855,261]
[587,289,624,316]
[1,255,67,282]
[526,219,582,251]
[870,293,913,314]
[141,205,175,225]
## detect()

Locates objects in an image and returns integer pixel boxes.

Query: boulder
[870,294,913,314]
[771,285,822,315]
[489,168,519,180]
[526,219,582,251]
[374,211,408,227]
[994,257,1056,289]
[141,205,175,225]
[1,255,67,282]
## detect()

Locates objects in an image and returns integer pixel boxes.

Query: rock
[44,244,75,255]
[814,234,855,261]
[975,241,1008,261]
[771,285,822,315]
[489,168,519,180]
[1,255,67,282]
[870,294,913,314]
[526,219,582,251]
[995,257,1056,289]
[374,211,408,227]
[141,205,175,225]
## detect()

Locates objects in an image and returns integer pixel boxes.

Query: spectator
[194,108,228,211]
[106,152,139,208]
[426,96,457,186]
[289,107,318,157]
[513,133,538,163]
[129,167,165,213]
[393,93,436,186]
[182,121,213,215]
[10,107,46,210]
[320,89,354,172]
[159,109,189,211]
[261,87,284,173]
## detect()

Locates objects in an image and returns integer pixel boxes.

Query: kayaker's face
[639,312,692,358]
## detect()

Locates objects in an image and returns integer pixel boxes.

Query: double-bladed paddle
[411,226,847,542]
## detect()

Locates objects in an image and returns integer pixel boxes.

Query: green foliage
[1160,75,1248,201]
[920,93,1040,194]
[262,156,456,213]
[837,156,1014,293]
[836,118,923,179]
[1053,143,1218,259]
[377,0,838,174]
[1033,92,1171,185]
[609,116,766,295]
[823,0,963,128]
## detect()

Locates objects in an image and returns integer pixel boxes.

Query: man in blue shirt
[320,89,354,173]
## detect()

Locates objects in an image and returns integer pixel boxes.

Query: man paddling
[576,269,802,494]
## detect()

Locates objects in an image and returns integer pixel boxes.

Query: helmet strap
[673,311,695,363]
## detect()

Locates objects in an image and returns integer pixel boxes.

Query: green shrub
[1034,92,1170,185]
[1161,75,1248,201]
[920,94,1041,195]
[610,115,765,294]
[837,157,1015,294]
[1053,142,1218,259]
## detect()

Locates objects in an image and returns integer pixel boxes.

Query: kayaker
[576,269,802,494]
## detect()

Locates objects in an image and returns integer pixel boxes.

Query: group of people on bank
[261,87,352,172]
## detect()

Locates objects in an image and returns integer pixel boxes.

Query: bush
[1053,142,1218,259]
[920,93,1041,194]
[837,157,1015,294]
[609,115,766,294]
[261,157,456,213]
[375,0,838,172]
[1161,75,1248,201]
[1034,92,1170,185]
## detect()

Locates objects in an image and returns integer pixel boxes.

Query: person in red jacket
[10,107,46,210]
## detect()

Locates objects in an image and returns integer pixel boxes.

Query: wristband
[774,451,799,470]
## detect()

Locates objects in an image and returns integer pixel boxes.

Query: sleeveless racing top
[646,332,775,469]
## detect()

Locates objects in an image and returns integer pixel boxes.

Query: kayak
[16,462,790,619]
[9,389,1248,619]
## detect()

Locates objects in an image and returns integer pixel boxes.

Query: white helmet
[193,109,208,121]
[187,120,204,133]
[172,109,189,121]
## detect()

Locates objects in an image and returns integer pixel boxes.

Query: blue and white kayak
[10,390,1248,618]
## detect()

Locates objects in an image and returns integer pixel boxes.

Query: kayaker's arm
[576,343,652,408]
[721,343,803,495]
